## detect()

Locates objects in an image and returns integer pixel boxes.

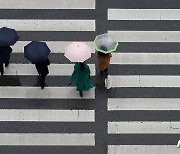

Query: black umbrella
[0,27,19,47]
[24,41,51,63]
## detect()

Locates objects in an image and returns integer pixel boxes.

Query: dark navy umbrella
[24,41,51,63]
[0,27,19,47]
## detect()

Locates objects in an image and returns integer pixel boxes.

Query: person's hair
[97,46,110,57]
[79,62,85,71]
[100,46,108,51]
[97,51,110,57]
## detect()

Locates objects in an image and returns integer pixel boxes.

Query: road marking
[12,41,94,53]
[0,133,95,146]
[0,87,95,99]
[0,19,95,31]
[108,145,179,154]
[108,31,180,42]
[108,9,180,20]
[108,98,180,110]
[0,109,94,122]
[108,121,180,134]
[111,53,180,65]
[4,64,95,76]
[111,75,180,87]
[0,0,95,9]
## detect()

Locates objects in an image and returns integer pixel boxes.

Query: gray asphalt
[1,0,180,154]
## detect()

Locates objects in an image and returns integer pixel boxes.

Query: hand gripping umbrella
[64,42,92,62]
[93,33,118,54]
[24,41,51,63]
[0,27,19,47]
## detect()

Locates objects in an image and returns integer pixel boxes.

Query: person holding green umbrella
[93,33,118,78]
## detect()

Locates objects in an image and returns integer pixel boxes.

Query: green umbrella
[93,33,119,54]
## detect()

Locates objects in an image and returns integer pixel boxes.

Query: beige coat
[96,53,112,71]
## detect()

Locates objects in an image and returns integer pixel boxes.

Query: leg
[40,75,46,89]
[104,68,108,78]
[79,91,83,97]
[5,61,9,67]
[0,64,4,76]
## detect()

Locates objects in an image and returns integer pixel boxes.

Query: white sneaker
[105,75,112,89]
[177,140,180,148]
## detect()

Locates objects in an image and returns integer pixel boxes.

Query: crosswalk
[107,0,180,153]
[1,0,180,153]
[0,0,96,153]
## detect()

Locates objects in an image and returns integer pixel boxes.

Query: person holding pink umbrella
[65,42,94,97]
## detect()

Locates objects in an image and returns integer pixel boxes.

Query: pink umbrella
[64,42,92,62]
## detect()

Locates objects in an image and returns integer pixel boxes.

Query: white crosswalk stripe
[0,109,95,122]
[0,0,95,9]
[111,53,180,65]
[108,98,180,110]
[0,133,95,146]
[108,121,180,134]
[108,9,180,20]
[108,31,180,42]
[0,19,95,31]
[0,87,95,99]
[110,75,180,87]
[108,145,179,154]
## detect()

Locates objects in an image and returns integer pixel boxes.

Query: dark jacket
[0,46,12,64]
[34,58,50,76]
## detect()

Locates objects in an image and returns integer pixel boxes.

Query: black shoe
[5,62,9,67]
[41,83,45,89]
[79,91,83,97]
[100,71,103,76]
[1,71,3,76]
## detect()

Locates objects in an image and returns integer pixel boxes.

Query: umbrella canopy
[0,27,19,47]
[24,41,51,63]
[64,42,92,62]
[93,33,118,54]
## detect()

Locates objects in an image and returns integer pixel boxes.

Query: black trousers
[0,63,3,75]
[101,68,108,78]
[40,74,46,87]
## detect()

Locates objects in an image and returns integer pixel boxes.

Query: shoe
[177,140,180,148]
[79,91,83,97]
[100,71,103,76]
[5,62,9,67]
[41,84,44,89]
[1,71,3,76]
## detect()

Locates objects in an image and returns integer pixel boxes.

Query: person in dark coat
[0,46,12,76]
[34,58,50,89]
[96,46,112,78]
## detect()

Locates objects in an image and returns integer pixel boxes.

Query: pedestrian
[0,46,12,76]
[96,46,112,78]
[69,61,94,97]
[33,58,50,89]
